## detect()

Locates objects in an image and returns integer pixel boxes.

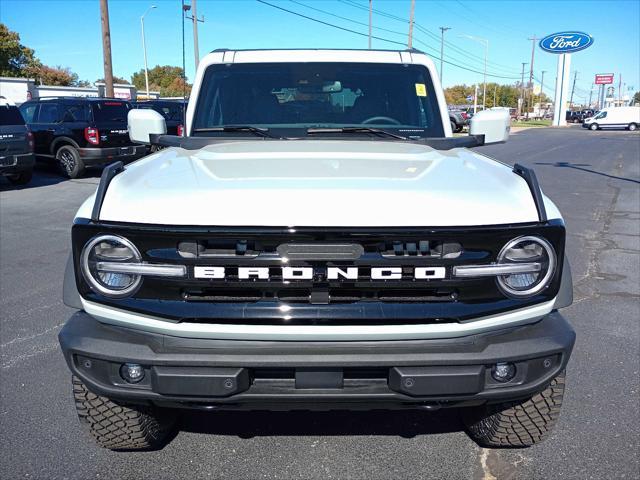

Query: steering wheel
[361,116,402,125]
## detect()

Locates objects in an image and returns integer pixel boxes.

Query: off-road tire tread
[72,376,174,450]
[464,372,565,448]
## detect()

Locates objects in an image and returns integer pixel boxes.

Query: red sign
[595,74,614,85]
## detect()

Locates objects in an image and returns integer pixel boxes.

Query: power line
[292,0,518,75]
[339,0,521,74]
[257,0,521,80]
[256,0,517,80]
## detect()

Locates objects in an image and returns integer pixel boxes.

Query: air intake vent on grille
[380,240,462,258]
[178,240,259,258]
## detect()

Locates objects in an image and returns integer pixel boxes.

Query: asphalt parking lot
[1,126,638,479]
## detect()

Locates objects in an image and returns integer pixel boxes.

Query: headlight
[81,234,142,298]
[496,236,556,297]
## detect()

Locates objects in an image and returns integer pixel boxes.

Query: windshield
[0,105,25,126]
[192,62,444,137]
[91,101,131,123]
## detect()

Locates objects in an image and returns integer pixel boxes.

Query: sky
[2,0,639,102]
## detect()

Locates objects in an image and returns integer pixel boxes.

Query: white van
[583,106,640,131]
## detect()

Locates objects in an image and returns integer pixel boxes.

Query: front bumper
[0,152,35,174]
[59,311,575,410]
[77,145,146,165]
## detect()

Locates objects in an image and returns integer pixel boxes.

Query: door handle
[47,129,56,132]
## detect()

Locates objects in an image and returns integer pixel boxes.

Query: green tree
[0,23,38,77]
[131,65,191,97]
[25,64,79,86]
[444,83,550,109]
[633,91,640,105]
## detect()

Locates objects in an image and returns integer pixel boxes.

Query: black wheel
[589,123,599,131]
[56,145,85,179]
[7,169,33,185]
[629,123,637,131]
[450,121,457,133]
[464,372,566,448]
[72,376,176,451]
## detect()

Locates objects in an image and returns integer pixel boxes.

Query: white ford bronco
[59,49,575,450]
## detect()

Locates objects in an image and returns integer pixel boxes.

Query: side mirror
[469,109,510,144]
[128,109,166,144]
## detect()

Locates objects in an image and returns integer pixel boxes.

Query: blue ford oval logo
[539,31,594,53]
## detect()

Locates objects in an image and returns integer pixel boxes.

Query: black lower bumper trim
[59,311,575,409]
[0,153,35,173]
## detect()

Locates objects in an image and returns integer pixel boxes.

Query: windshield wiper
[192,125,280,138]
[306,127,408,140]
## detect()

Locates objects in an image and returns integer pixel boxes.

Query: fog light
[120,363,145,383]
[491,362,516,383]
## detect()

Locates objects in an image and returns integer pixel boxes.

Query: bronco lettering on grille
[193,266,447,280]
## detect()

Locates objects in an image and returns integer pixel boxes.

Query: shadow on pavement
[535,161,640,184]
[0,163,101,192]
[178,409,465,439]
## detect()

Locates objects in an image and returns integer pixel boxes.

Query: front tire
[464,372,566,448]
[629,123,637,131]
[72,376,175,450]
[589,123,599,131]
[56,145,85,179]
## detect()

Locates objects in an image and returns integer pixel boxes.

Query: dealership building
[0,77,159,104]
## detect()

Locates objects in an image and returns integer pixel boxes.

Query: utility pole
[618,74,622,105]
[368,0,372,49]
[407,0,415,49]
[439,27,451,83]
[569,71,578,109]
[493,84,497,107]
[519,62,527,117]
[184,0,204,70]
[526,36,537,119]
[99,0,114,98]
[588,83,594,108]
[540,70,546,115]
[460,35,488,110]
[473,84,478,114]
[141,5,157,99]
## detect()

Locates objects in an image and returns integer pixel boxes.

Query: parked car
[19,97,147,178]
[583,106,640,131]
[449,110,466,132]
[133,99,186,136]
[60,48,575,451]
[565,111,582,123]
[0,98,35,185]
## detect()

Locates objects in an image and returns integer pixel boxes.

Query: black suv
[19,97,146,178]
[133,99,185,136]
[0,99,35,185]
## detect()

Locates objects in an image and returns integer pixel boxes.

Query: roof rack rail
[91,161,125,221]
[513,163,548,222]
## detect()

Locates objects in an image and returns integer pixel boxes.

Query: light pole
[460,34,488,110]
[141,5,156,99]
[439,27,451,83]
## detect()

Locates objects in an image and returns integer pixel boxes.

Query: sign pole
[552,53,571,126]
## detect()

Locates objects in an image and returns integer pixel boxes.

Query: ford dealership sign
[539,31,594,53]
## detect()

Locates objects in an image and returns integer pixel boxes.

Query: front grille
[73,220,566,323]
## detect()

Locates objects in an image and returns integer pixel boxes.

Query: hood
[95,140,541,227]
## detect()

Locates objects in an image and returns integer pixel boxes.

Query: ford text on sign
[595,74,614,85]
[539,31,594,53]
